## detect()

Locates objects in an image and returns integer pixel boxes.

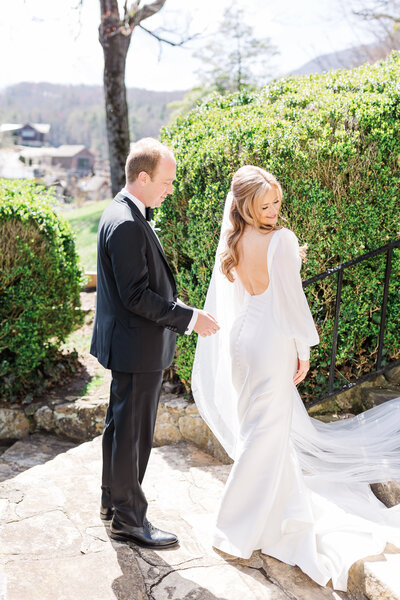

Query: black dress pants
[101,369,163,527]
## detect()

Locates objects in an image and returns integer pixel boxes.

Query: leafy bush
[0,180,84,400]
[159,52,400,401]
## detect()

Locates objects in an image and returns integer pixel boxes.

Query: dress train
[192,225,400,591]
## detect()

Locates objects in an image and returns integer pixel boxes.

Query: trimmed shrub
[0,180,84,400]
[159,52,400,401]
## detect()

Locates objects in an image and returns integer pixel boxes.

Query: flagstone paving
[0,434,399,600]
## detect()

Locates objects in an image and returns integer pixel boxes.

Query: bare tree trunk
[99,0,169,195]
[99,1,131,195]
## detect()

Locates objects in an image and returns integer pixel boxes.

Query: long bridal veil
[191,192,241,459]
[192,191,400,488]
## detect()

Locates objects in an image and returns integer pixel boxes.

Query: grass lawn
[64,200,110,271]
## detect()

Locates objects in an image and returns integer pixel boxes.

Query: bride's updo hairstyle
[221,165,283,282]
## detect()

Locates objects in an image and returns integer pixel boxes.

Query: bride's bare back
[235,226,277,296]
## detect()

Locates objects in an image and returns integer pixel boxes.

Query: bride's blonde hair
[221,165,283,282]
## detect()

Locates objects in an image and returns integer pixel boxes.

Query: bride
[191,165,400,591]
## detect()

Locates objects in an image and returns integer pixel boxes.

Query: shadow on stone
[153,442,231,486]
[0,433,79,482]
[103,526,229,600]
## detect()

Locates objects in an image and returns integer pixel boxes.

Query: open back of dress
[234,229,275,296]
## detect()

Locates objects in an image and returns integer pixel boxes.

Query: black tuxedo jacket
[90,192,193,373]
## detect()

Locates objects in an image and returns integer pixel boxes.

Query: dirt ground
[17,290,183,427]
[42,291,111,406]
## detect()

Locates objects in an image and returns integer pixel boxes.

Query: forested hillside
[0,82,185,158]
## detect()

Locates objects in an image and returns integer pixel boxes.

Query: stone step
[361,386,400,407]
[0,434,398,599]
[0,389,232,466]
[371,481,400,508]
[348,547,400,600]
[385,365,400,386]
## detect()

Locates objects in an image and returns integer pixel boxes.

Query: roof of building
[19,146,55,159]
[0,123,21,133]
[19,145,93,160]
[28,123,51,134]
[0,149,34,179]
[52,145,91,157]
[0,123,51,134]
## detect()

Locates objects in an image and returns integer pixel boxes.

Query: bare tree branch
[353,9,400,22]
[72,0,85,40]
[123,0,139,22]
[101,1,179,42]
[98,0,198,192]
[129,0,168,27]
[350,0,400,52]
[138,22,199,47]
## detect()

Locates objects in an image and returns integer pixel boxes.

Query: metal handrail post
[376,248,393,370]
[328,266,344,394]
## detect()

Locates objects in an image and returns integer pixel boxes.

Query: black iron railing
[302,238,400,408]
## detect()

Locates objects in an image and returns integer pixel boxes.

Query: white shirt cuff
[186,308,198,334]
[176,299,198,334]
[294,339,310,361]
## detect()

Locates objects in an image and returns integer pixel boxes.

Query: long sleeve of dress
[268,228,319,360]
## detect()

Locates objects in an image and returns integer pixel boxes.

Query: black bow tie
[145,207,153,222]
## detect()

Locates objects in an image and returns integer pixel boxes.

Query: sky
[0,0,376,92]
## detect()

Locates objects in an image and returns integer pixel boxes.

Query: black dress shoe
[100,486,113,520]
[110,516,178,548]
[100,505,114,521]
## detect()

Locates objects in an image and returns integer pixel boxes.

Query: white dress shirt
[120,188,198,334]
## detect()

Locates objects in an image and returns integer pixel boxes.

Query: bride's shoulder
[275,227,298,242]
[273,228,300,254]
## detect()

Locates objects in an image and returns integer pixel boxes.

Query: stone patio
[1,434,400,599]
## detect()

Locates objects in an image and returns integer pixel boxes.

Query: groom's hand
[194,310,220,337]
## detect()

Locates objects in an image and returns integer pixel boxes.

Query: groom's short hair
[125,138,174,183]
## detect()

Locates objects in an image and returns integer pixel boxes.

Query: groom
[90,138,218,549]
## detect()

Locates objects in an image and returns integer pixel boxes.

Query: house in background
[50,145,95,176]
[40,174,69,200]
[19,145,95,176]
[0,122,51,146]
[0,149,34,179]
[77,175,111,202]
[19,146,54,168]
[0,122,108,200]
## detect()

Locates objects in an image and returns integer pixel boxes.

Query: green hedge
[0,180,84,400]
[159,52,400,402]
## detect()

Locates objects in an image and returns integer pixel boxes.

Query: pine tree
[196,4,279,94]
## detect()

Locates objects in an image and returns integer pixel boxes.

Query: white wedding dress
[191,193,400,591]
